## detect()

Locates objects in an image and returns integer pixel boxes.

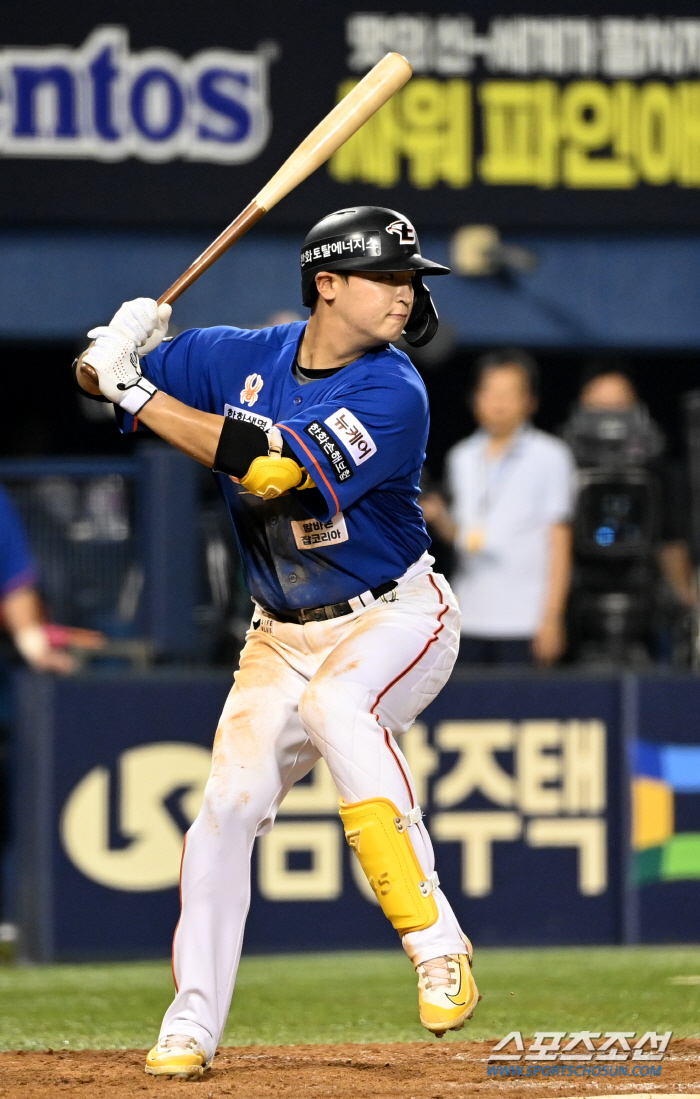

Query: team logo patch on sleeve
[304,421,353,483]
[324,408,377,466]
[291,512,348,550]
[240,374,264,407]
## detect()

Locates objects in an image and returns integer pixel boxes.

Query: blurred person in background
[0,484,76,674]
[0,484,104,923]
[576,366,696,610]
[422,349,575,665]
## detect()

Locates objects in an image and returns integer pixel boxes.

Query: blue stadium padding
[1,230,700,348]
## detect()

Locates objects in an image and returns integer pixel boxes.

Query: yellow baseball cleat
[416,947,480,1036]
[145,1034,210,1078]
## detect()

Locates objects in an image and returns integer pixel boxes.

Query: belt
[263,579,398,625]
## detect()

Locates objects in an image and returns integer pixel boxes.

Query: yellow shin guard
[339,797,439,935]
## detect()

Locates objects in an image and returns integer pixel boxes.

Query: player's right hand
[105,298,172,357]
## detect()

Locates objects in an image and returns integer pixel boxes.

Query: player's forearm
[541,522,573,622]
[137,391,224,467]
[2,584,44,633]
[658,540,698,606]
[2,585,50,663]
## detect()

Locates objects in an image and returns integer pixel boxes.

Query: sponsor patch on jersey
[324,408,377,466]
[304,421,353,483]
[291,512,349,551]
[224,404,272,430]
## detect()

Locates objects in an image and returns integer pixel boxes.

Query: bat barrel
[254,53,411,213]
[157,52,412,308]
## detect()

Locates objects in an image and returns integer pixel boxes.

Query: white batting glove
[101,297,172,357]
[82,329,158,415]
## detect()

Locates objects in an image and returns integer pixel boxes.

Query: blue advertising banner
[15,669,627,961]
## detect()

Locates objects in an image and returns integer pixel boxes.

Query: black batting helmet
[300,206,449,347]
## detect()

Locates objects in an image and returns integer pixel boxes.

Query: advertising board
[1,2,700,229]
[15,670,625,960]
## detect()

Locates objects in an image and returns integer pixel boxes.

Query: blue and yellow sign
[633,742,700,884]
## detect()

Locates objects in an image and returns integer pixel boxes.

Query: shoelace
[160,1034,199,1051]
[420,955,456,991]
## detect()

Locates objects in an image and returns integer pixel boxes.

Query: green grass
[1,946,700,1051]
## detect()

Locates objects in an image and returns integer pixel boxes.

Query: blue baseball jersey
[129,321,431,614]
[0,484,37,598]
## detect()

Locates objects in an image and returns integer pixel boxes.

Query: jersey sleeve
[278,376,428,521]
[0,486,38,598]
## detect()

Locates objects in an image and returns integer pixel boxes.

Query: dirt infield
[0,1039,698,1099]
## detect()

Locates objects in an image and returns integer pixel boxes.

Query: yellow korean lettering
[638,83,675,185]
[561,80,637,188]
[400,78,471,188]
[479,81,559,187]
[329,78,471,190]
[676,82,700,186]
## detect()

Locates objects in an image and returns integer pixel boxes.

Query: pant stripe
[370,575,450,809]
[382,725,415,806]
[171,833,188,993]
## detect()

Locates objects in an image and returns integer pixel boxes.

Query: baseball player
[77,207,479,1079]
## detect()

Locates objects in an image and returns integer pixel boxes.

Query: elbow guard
[239,426,315,500]
[240,454,304,499]
[214,417,315,498]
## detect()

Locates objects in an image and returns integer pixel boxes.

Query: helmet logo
[385,219,416,246]
[240,373,264,407]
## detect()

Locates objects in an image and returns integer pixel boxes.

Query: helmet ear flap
[403,275,439,347]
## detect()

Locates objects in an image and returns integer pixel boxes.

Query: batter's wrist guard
[340,796,439,936]
[116,375,158,416]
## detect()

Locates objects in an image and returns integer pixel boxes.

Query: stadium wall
[1,232,699,348]
[13,669,700,961]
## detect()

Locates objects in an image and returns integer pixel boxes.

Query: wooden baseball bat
[80,52,411,388]
[158,51,412,306]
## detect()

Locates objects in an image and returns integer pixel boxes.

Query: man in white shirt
[424,349,575,664]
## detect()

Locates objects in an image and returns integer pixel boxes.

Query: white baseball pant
[160,554,464,1059]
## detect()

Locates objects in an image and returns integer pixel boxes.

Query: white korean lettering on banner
[291,512,349,551]
[0,26,273,163]
[324,407,377,465]
[346,13,700,78]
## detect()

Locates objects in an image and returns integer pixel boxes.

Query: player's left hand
[532,613,566,665]
[106,298,172,357]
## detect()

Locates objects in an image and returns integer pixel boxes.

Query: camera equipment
[563,404,664,666]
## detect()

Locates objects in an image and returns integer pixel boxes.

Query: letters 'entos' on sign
[0,26,273,162]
